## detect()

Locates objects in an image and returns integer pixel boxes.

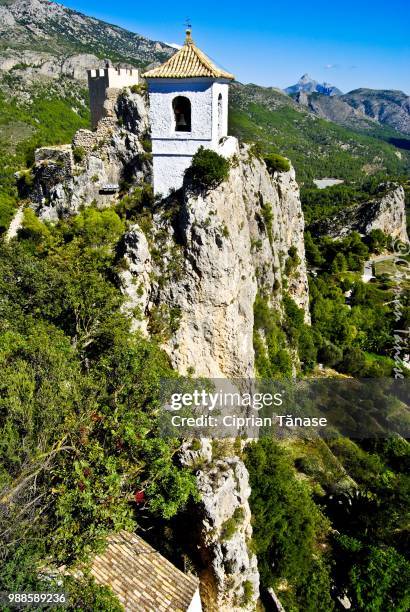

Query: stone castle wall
[88,67,139,128]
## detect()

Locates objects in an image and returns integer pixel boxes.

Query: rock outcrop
[179,441,259,611]
[119,141,310,380]
[196,455,259,611]
[26,88,310,612]
[310,183,409,243]
[26,89,150,221]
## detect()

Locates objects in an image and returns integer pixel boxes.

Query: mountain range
[0,0,172,66]
[290,85,410,136]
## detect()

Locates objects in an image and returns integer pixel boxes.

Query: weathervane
[184,17,192,42]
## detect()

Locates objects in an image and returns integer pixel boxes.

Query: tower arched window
[173,96,191,132]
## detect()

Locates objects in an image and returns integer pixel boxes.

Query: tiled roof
[142,31,234,80]
[91,531,199,612]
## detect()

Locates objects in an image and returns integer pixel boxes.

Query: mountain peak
[285,75,343,96]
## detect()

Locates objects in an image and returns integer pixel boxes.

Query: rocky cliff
[123,140,309,378]
[310,183,409,243]
[27,89,310,374]
[23,88,310,610]
[119,140,310,380]
[179,441,259,611]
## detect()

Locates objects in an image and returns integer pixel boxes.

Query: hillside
[343,88,410,135]
[291,87,410,137]
[230,83,410,183]
[0,0,172,66]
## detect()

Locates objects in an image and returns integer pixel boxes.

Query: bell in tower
[173,96,191,132]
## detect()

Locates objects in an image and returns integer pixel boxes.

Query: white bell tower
[143,30,234,196]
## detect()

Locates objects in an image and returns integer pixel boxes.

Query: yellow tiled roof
[142,31,234,80]
[90,531,199,612]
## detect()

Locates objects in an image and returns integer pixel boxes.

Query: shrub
[130,83,147,95]
[260,201,273,243]
[72,146,86,163]
[18,208,51,244]
[284,245,301,276]
[185,147,230,190]
[70,207,125,247]
[241,580,254,606]
[0,195,17,235]
[318,340,343,367]
[221,507,245,541]
[141,137,152,152]
[16,169,34,198]
[264,153,290,174]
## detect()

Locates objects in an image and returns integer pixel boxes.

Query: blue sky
[56,0,410,93]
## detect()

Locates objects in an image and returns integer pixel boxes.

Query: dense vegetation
[246,438,333,612]
[246,434,410,611]
[307,230,408,376]
[0,208,197,607]
[250,202,409,609]
[301,179,399,226]
[0,81,89,234]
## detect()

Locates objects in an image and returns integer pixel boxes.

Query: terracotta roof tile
[90,531,199,611]
[143,31,234,80]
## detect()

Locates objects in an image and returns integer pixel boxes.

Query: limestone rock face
[26,89,150,221]
[195,456,259,611]
[241,150,310,319]
[120,143,309,379]
[118,143,310,611]
[119,225,152,334]
[311,184,409,243]
[178,441,259,612]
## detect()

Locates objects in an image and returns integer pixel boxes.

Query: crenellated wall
[88,66,139,129]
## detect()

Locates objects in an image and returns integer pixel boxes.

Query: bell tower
[143,30,234,196]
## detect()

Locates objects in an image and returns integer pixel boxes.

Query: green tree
[185,146,230,190]
[245,438,333,611]
[350,546,410,612]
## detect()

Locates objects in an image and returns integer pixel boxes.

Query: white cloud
[165,42,182,50]
[324,63,340,70]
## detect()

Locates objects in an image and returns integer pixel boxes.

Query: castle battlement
[87,66,139,129]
